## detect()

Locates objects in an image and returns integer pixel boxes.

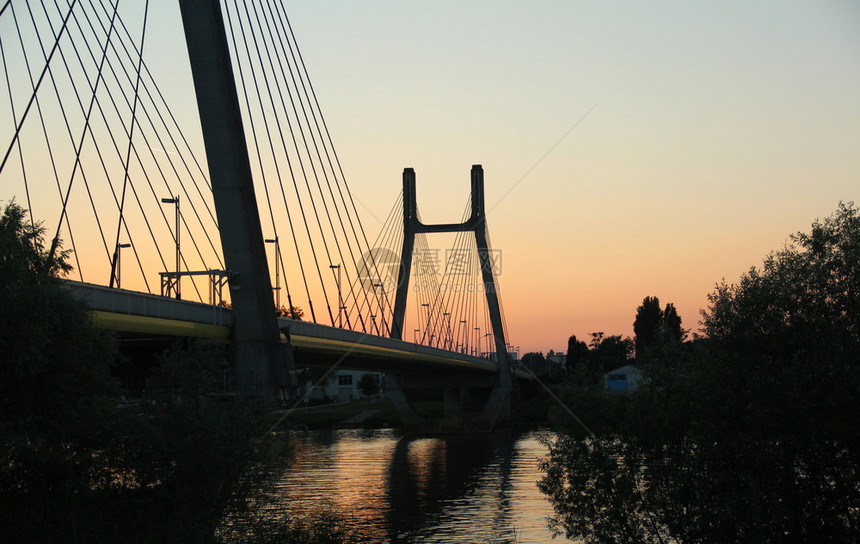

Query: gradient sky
[6,1,859,356]
[266,1,860,354]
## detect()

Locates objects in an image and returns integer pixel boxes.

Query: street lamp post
[414,328,420,344]
[421,303,430,345]
[460,320,467,353]
[161,196,180,299]
[474,327,481,356]
[443,312,452,350]
[330,264,342,327]
[115,243,130,288]
[373,283,386,335]
[265,237,281,308]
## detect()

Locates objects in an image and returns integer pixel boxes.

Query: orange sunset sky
[273,1,860,354]
[2,1,859,356]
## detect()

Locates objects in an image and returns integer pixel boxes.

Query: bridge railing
[278,318,502,372]
[65,280,528,376]
[65,281,231,327]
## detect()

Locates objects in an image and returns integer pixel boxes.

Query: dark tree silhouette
[357,373,380,398]
[541,203,860,543]
[662,302,683,342]
[590,334,633,373]
[633,296,662,355]
[566,335,589,369]
[521,351,547,373]
[0,201,316,543]
[634,296,685,357]
[276,304,304,319]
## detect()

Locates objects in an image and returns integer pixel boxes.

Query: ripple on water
[263,429,565,544]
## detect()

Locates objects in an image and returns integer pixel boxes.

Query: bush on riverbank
[220,503,361,544]
[0,202,354,544]
[540,203,860,543]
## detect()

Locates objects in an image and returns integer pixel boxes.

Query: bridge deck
[67,281,527,377]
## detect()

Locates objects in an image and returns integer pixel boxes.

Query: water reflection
[269,429,562,544]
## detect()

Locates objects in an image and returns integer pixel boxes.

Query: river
[252,428,567,543]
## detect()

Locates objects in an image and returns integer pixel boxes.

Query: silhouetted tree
[276,304,304,320]
[634,297,686,357]
[541,202,860,543]
[566,335,589,369]
[357,373,380,398]
[0,202,319,543]
[662,302,684,342]
[1,201,122,537]
[633,296,663,355]
[521,352,547,373]
[590,333,634,373]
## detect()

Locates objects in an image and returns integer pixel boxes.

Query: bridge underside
[102,314,513,433]
[73,281,522,432]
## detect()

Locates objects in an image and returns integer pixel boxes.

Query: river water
[260,428,566,543]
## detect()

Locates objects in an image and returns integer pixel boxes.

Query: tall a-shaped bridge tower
[388,166,513,431]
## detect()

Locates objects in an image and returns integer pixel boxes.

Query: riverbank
[271,397,552,431]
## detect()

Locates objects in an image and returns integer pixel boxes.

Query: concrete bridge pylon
[389,165,513,432]
[178,0,292,399]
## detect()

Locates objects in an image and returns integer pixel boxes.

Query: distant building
[307,370,383,402]
[486,351,520,363]
[546,351,566,366]
[546,351,567,376]
[605,364,643,392]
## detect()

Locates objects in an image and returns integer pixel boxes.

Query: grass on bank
[271,398,400,429]
[269,395,552,431]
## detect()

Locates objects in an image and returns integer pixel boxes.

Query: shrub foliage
[540,203,860,543]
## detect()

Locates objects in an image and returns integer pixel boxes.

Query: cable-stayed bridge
[0,0,519,431]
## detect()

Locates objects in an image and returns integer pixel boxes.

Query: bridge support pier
[385,372,510,434]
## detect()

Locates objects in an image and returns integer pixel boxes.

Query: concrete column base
[386,373,511,434]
